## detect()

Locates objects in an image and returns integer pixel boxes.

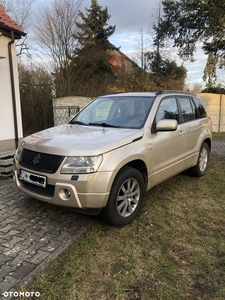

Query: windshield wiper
[89,122,121,128]
[70,120,89,126]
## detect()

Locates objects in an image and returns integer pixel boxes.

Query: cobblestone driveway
[211,138,225,157]
[0,178,93,299]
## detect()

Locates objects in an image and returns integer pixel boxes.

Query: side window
[155,97,178,124]
[178,97,195,122]
[192,97,207,118]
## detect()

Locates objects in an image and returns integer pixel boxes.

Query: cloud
[84,0,158,41]
[97,0,158,32]
[36,0,224,85]
[83,0,206,82]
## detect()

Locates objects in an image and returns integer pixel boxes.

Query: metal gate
[53,106,80,126]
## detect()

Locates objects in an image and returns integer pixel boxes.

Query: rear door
[177,97,203,169]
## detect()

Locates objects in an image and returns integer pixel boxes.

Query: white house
[0,7,26,175]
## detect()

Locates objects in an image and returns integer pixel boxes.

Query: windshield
[70,96,155,129]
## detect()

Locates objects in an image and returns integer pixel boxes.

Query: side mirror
[156,119,178,132]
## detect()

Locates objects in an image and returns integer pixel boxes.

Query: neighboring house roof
[0,7,26,39]
[107,45,139,76]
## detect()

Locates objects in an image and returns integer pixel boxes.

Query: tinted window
[192,97,207,118]
[156,97,178,123]
[178,97,195,122]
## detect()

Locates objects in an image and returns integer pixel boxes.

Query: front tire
[189,142,209,177]
[101,166,145,227]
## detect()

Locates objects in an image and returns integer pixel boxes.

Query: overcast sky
[83,0,159,51]
[82,0,214,86]
[35,0,224,87]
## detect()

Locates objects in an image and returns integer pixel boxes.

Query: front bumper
[13,167,114,210]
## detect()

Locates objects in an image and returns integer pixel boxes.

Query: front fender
[99,142,149,194]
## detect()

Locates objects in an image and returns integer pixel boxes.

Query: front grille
[20,149,65,173]
[20,180,55,198]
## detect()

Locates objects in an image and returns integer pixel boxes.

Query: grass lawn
[213,132,225,139]
[20,139,225,300]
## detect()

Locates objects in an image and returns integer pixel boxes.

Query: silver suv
[14,91,212,226]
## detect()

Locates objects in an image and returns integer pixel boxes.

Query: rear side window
[178,97,195,122]
[192,97,207,118]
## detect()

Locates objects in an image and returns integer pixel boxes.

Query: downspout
[218,93,222,133]
[8,30,19,149]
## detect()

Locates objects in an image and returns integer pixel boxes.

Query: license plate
[19,169,47,188]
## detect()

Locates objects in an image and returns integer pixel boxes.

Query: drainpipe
[8,30,19,149]
[218,93,223,133]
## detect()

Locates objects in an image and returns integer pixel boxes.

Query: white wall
[53,96,92,109]
[0,34,23,153]
[52,96,93,126]
[197,93,225,133]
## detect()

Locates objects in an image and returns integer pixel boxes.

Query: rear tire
[101,166,145,227]
[189,142,209,177]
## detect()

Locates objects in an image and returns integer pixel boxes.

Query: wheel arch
[116,159,148,190]
[203,137,212,153]
[188,138,211,177]
[101,161,147,226]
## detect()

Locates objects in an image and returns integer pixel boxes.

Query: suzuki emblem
[33,154,41,165]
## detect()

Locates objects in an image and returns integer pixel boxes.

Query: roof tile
[0,7,25,36]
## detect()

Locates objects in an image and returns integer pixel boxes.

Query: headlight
[61,155,103,174]
[15,142,24,162]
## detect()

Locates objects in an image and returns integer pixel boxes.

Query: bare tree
[184,80,204,93]
[0,0,36,56]
[132,27,148,70]
[0,0,35,31]
[33,0,84,96]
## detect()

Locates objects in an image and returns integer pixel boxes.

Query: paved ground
[0,179,93,299]
[0,139,224,299]
[211,138,225,157]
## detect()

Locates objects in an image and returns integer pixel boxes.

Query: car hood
[21,124,144,156]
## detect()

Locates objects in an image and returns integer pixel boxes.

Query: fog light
[65,189,71,199]
[59,188,71,201]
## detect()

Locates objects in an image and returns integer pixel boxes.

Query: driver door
[151,97,186,186]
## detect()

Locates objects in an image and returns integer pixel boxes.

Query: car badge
[33,154,41,165]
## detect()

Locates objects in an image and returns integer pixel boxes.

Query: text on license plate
[19,169,46,188]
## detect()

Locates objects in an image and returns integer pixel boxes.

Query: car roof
[101,92,156,97]
[101,90,197,98]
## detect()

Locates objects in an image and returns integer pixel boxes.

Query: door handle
[147,142,152,150]
[179,130,185,136]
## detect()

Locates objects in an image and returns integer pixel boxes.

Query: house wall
[0,35,23,154]
[108,49,134,76]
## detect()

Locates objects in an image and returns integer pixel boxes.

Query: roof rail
[156,90,196,96]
